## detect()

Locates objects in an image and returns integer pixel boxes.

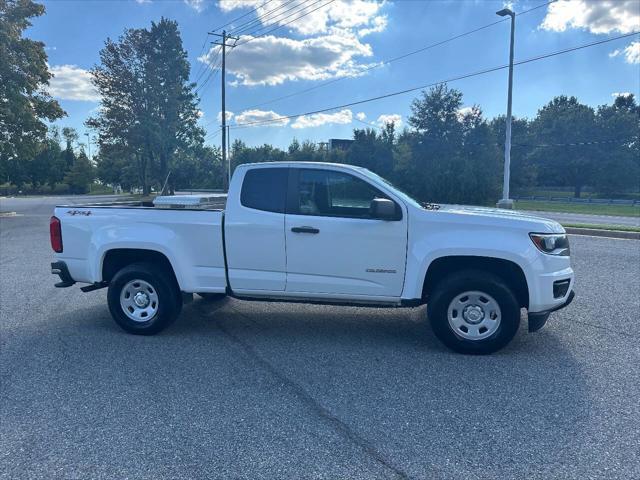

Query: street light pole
[85,132,91,161]
[496,8,515,209]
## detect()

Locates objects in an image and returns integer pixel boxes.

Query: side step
[81,282,108,293]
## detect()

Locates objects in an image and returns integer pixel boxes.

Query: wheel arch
[422,255,529,308]
[101,248,180,290]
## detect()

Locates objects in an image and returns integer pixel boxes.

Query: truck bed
[53,202,227,293]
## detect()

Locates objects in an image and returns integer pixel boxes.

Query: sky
[30,0,640,151]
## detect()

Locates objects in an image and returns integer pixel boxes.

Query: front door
[285,168,407,298]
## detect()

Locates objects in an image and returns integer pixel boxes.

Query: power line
[194,45,222,90]
[229,0,303,37]
[230,31,640,129]
[235,0,337,47]
[211,0,274,33]
[237,0,557,111]
[353,117,384,130]
[191,33,214,85]
[194,49,223,95]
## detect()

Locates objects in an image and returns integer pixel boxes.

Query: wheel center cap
[463,305,484,324]
[133,292,150,308]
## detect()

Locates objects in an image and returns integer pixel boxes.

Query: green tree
[345,126,395,179]
[64,149,95,194]
[88,18,203,194]
[591,94,640,196]
[171,144,223,190]
[529,96,597,197]
[95,143,136,191]
[61,127,78,169]
[400,84,499,204]
[0,0,65,184]
[231,139,286,173]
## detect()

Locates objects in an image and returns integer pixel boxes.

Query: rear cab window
[240,167,288,213]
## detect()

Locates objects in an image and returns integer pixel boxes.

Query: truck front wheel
[107,263,181,335]
[427,270,520,354]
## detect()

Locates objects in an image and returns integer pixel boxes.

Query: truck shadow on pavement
[3,297,593,479]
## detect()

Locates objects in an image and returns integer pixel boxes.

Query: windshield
[360,168,424,209]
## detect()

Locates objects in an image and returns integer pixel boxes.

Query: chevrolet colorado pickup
[50,162,574,354]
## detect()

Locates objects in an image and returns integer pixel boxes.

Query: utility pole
[227,125,231,187]
[496,7,515,209]
[211,30,238,191]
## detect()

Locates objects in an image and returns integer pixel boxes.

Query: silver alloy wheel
[119,279,159,322]
[447,290,501,341]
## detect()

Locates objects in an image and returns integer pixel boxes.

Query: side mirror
[370,198,398,220]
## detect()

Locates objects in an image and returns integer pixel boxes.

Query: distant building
[328,138,354,151]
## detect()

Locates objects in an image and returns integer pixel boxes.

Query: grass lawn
[514,200,639,217]
[563,223,640,233]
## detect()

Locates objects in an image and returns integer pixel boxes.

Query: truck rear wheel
[107,263,181,335]
[427,270,520,354]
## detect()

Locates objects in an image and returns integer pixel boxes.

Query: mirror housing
[370,198,399,220]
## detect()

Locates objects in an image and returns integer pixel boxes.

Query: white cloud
[358,15,388,37]
[356,112,367,121]
[622,41,639,64]
[219,0,387,37]
[48,65,99,102]
[235,109,289,127]
[540,0,639,34]
[217,110,234,122]
[291,109,352,129]
[135,0,151,3]
[205,32,376,86]
[456,106,474,120]
[610,42,640,63]
[376,113,402,128]
[612,92,633,98]
[184,0,206,12]
[210,0,387,86]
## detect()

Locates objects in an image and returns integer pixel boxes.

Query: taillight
[50,216,63,253]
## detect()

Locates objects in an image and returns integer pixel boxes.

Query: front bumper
[528,289,575,332]
[51,261,75,288]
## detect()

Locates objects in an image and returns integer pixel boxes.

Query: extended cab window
[296,169,391,218]
[241,168,288,213]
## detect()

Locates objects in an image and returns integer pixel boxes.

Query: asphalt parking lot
[1,196,639,480]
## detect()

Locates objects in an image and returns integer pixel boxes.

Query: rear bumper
[529,289,575,332]
[51,261,75,288]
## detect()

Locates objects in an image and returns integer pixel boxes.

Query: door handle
[291,226,320,234]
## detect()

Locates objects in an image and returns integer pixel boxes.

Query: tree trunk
[574,184,582,198]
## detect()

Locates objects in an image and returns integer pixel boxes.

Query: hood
[427,204,564,233]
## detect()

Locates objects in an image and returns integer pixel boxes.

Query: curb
[565,227,640,240]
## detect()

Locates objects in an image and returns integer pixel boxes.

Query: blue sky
[31,0,640,150]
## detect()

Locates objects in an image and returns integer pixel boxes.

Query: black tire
[427,270,520,354]
[197,292,226,302]
[107,262,182,335]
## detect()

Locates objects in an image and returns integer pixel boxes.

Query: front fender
[402,225,539,302]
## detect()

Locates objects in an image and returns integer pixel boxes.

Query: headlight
[529,233,570,256]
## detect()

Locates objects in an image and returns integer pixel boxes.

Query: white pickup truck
[50,162,574,354]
